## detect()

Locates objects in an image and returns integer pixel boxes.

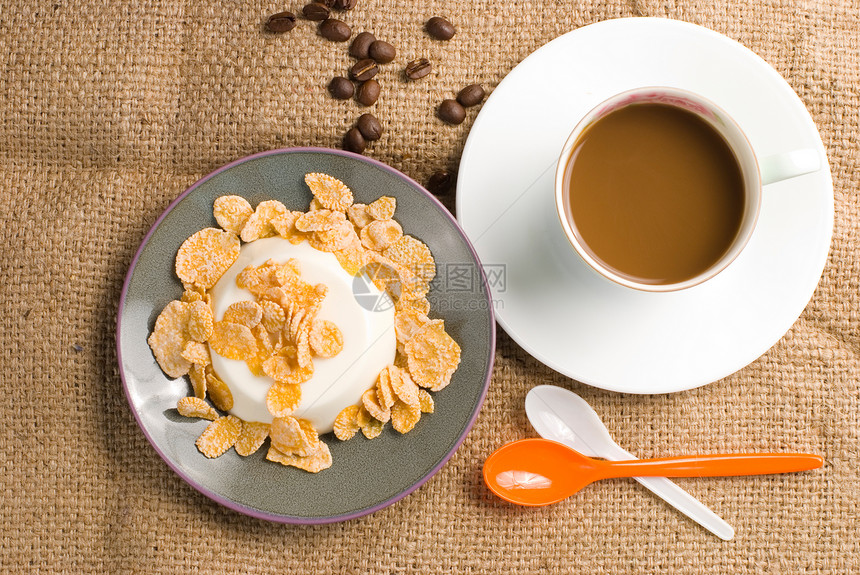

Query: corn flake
[209,321,257,360]
[405,320,461,391]
[241,200,289,242]
[366,196,396,220]
[262,352,292,383]
[181,340,210,366]
[175,228,241,289]
[360,219,403,251]
[223,301,263,328]
[187,300,214,342]
[376,366,397,410]
[305,172,353,212]
[181,283,207,304]
[295,209,347,232]
[147,300,192,378]
[391,400,421,433]
[266,382,302,417]
[266,442,332,473]
[177,396,218,420]
[309,319,343,358]
[235,421,270,456]
[391,367,420,408]
[270,416,319,457]
[396,291,431,315]
[356,406,385,439]
[214,195,254,235]
[394,308,431,346]
[346,203,373,228]
[333,405,361,440]
[362,388,391,423]
[270,210,303,241]
[206,369,234,411]
[418,388,434,413]
[195,415,242,458]
[383,235,436,292]
[189,363,207,398]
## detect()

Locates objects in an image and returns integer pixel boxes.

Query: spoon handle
[605,445,735,541]
[601,453,824,478]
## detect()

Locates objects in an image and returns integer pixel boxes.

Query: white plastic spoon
[525,385,735,540]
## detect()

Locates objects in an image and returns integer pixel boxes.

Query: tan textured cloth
[1,0,858,573]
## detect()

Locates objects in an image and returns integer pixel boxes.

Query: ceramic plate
[118,148,495,523]
[457,18,833,393]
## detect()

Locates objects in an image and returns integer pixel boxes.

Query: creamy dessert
[148,172,461,473]
[208,237,395,434]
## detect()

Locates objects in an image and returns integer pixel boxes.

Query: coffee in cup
[554,87,820,292]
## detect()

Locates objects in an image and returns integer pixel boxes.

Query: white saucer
[456,18,833,394]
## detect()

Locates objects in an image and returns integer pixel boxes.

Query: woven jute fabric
[1,0,858,573]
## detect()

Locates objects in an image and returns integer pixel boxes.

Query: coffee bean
[427,170,455,196]
[302,2,330,20]
[368,40,396,64]
[356,113,383,141]
[265,11,297,33]
[333,0,357,9]
[319,18,351,41]
[356,79,381,106]
[457,84,485,107]
[426,16,455,40]
[318,0,336,6]
[438,99,466,124]
[328,76,355,99]
[344,127,366,153]
[349,31,376,59]
[404,58,432,80]
[349,58,379,82]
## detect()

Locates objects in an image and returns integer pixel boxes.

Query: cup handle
[760,149,821,186]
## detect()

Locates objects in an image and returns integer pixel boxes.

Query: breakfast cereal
[175,228,241,289]
[305,172,353,211]
[196,415,242,458]
[213,195,254,235]
[234,421,270,457]
[177,396,219,421]
[148,172,461,474]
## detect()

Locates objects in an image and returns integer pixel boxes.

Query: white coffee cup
[554,87,820,292]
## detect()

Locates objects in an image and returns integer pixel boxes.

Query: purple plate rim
[116,146,496,524]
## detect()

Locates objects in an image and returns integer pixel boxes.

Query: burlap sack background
[1,0,857,573]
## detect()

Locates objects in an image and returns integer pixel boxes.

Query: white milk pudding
[208,237,396,434]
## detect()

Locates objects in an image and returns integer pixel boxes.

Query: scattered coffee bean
[265,11,297,33]
[318,0,336,6]
[427,170,455,196]
[319,18,351,41]
[356,79,381,105]
[333,0,358,9]
[344,127,366,153]
[328,76,355,99]
[349,58,379,82]
[368,40,396,64]
[426,16,455,40]
[457,84,485,107]
[302,2,331,20]
[349,31,376,59]
[438,99,466,124]
[356,113,383,141]
[405,58,432,80]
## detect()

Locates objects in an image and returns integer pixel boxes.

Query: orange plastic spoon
[484,438,824,507]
